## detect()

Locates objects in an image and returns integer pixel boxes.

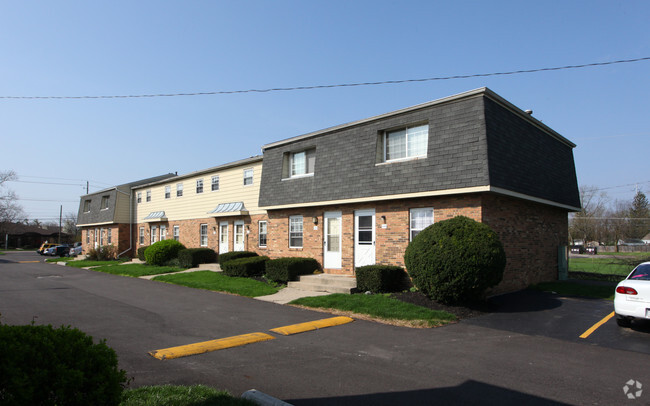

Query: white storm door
[323,212,342,269]
[354,209,375,268]
[234,220,245,252]
[219,222,229,254]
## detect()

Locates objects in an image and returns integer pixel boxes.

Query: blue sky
[1,1,648,223]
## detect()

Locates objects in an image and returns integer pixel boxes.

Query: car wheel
[615,314,632,327]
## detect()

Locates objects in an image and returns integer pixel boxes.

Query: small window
[410,208,434,241]
[165,186,171,199]
[259,221,267,247]
[86,230,90,244]
[290,149,315,177]
[384,124,428,162]
[176,183,183,197]
[100,196,109,210]
[146,190,151,202]
[107,228,112,244]
[243,168,254,186]
[83,200,91,213]
[211,175,219,191]
[160,225,167,241]
[173,225,180,241]
[151,226,158,244]
[139,227,144,245]
[137,192,142,204]
[99,228,104,246]
[289,216,303,248]
[196,179,204,194]
[200,224,208,247]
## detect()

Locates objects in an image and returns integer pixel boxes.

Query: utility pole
[86,181,89,194]
[58,205,62,244]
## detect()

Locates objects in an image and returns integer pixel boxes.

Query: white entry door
[323,211,342,269]
[354,209,375,268]
[219,222,229,254]
[234,220,245,252]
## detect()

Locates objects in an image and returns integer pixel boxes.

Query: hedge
[218,251,258,264]
[137,246,147,261]
[221,256,270,277]
[0,324,127,406]
[356,265,406,293]
[265,257,320,283]
[144,240,186,266]
[178,248,217,268]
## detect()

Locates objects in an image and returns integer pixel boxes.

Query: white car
[614,261,650,327]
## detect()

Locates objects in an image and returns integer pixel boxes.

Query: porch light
[312,217,318,224]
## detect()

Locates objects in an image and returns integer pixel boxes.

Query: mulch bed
[391,291,496,319]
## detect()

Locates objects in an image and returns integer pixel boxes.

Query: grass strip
[290,293,456,328]
[45,257,73,263]
[530,281,615,300]
[568,257,634,276]
[153,271,279,297]
[120,385,255,406]
[65,259,130,268]
[91,263,186,277]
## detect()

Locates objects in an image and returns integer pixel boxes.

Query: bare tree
[63,212,79,240]
[0,170,25,226]
[569,185,608,244]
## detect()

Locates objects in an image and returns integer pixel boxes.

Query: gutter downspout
[114,187,133,258]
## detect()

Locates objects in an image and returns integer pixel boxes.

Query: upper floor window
[83,200,91,213]
[410,207,434,241]
[137,192,142,203]
[243,168,254,186]
[196,179,204,194]
[101,196,109,210]
[176,183,183,197]
[146,190,152,202]
[165,186,171,199]
[211,175,219,191]
[384,124,428,162]
[291,149,315,177]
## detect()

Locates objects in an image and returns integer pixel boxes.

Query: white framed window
[139,227,144,245]
[94,228,98,246]
[107,228,112,244]
[83,200,91,213]
[165,186,171,199]
[146,190,151,202]
[243,168,254,186]
[196,179,203,194]
[173,225,180,241]
[86,230,90,244]
[410,208,434,241]
[176,183,183,197]
[384,124,428,162]
[99,228,104,246]
[259,221,267,247]
[290,149,315,177]
[211,175,219,191]
[101,196,109,210]
[137,192,142,203]
[289,216,303,248]
[151,226,158,244]
[200,224,208,247]
[160,225,167,241]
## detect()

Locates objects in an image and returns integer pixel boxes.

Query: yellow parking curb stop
[270,316,354,336]
[149,332,275,360]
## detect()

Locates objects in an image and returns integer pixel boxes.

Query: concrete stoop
[287,274,357,294]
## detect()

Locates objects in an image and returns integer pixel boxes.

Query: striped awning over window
[208,202,248,217]
[144,211,167,222]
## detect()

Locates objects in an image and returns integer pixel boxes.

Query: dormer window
[100,196,109,210]
[384,124,428,162]
[283,148,315,179]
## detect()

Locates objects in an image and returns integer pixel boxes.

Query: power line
[17,175,114,186]
[1,56,648,100]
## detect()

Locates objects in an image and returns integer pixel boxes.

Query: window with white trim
[137,192,142,203]
[196,179,203,194]
[146,190,151,202]
[99,228,104,246]
[165,186,171,199]
[211,175,219,191]
[139,227,144,245]
[173,225,180,241]
[410,208,434,241]
[289,216,303,248]
[86,230,90,244]
[160,225,167,241]
[151,226,158,244]
[259,221,267,247]
[291,149,316,177]
[384,124,428,162]
[83,200,91,213]
[243,168,254,186]
[101,196,109,210]
[176,183,183,197]
[200,224,208,247]
[107,228,112,244]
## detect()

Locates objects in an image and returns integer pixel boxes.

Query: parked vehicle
[44,245,70,257]
[37,243,58,255]
[69,242,83,257]
[614,262,650,327]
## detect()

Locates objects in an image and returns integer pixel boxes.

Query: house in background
[258,88,580,293]
[132,156,265,255]
[77,174,176,256]
[1,222,69,249]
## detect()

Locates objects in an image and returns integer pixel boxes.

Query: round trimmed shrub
[137,246,147,261]
[404,216,506,304]
[144,240,186,266]
[0,324,127,405]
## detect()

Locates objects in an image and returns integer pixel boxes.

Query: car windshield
[629,264,650,281]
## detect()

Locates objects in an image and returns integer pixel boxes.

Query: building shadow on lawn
[287,380,570,406]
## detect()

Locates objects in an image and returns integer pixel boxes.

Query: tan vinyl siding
[114,189,132,223]
[134,162,264,222]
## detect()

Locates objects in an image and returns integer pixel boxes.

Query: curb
[241,389,293,406]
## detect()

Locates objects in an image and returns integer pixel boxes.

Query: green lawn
[65,259,130,268]
[530,280,615,300]
[569,257,636,276]
[153,271,280,297]
[91,263,186,277]
[290,293,457,327]
[121,385,255,406]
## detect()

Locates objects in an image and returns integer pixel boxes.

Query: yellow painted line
[149,332,275,360]
[18,261,40,263]
[270,316,354,336]
[579,311,615,339]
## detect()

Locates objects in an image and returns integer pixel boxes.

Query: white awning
[143,211,167,222]
[208,202,249,217]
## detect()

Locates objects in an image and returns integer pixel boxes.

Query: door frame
[234,220,245,252]
[323,211,342,269]
[354,209,376,268]
[219,221,229,254]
